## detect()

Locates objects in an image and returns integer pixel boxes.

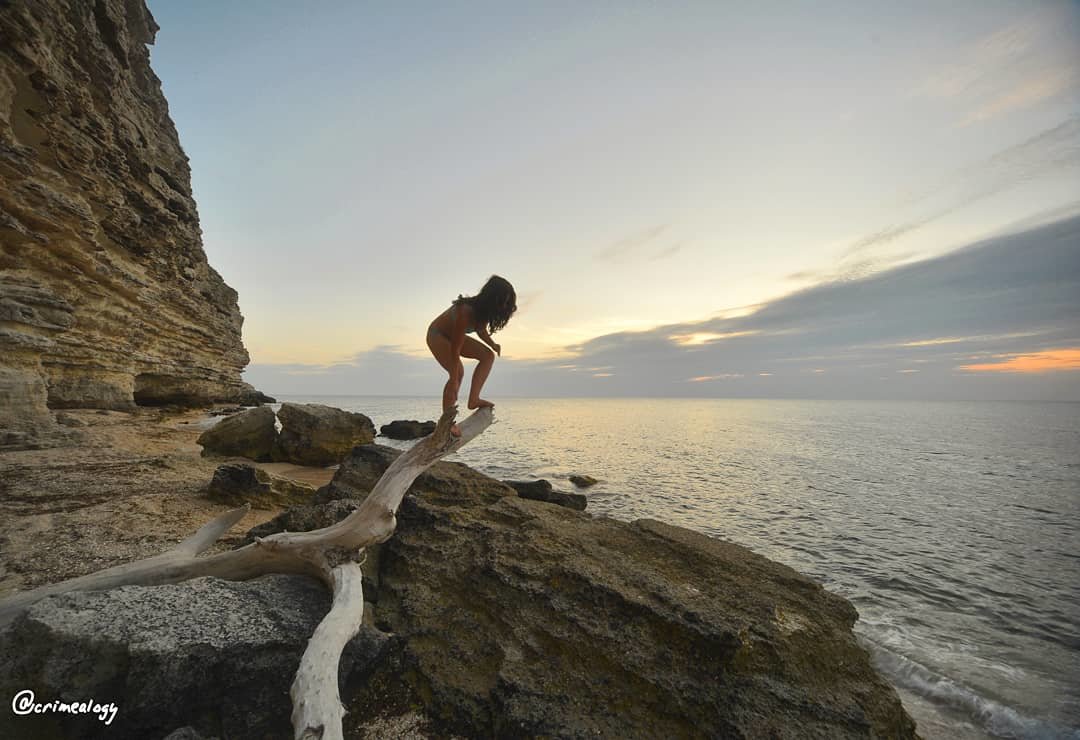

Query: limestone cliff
[0,0,256,448]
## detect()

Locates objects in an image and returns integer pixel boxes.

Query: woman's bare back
[428,303,476,339]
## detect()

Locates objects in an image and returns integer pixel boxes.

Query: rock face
[505,478,587,510]
[205,462,315,509]
[274,403,376,467]
[196,406,277,462]
[380,419,436,440]
[0,575,389,740]
[569,474,598,487]
[378,492,918,738]
[0,0,260,448]
[252,447,917,738]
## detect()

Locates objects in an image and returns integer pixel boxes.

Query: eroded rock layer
[0,0,253,447]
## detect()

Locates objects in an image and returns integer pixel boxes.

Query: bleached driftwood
[291,561,366,740]
[0,405,493,740]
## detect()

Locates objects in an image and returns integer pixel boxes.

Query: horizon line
[261,394,1080,403]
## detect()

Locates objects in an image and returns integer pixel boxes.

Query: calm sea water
[278,396,1080,739]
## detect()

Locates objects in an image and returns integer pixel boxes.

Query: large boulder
[0,576,389,740]
[245,449,916,737]
[379,419,436,440]
[504,479,587,511]
[196,406,277,462]
[314,443,517,505]
[371,491,918,738]
[205,462,315,509]
[274,404,375,467]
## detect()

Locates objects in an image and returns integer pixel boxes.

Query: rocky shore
[0,2,919,737]
[0,407,285,596]
[0,405,920,739]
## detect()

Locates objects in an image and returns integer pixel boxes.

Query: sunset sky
[146,1,1080,399]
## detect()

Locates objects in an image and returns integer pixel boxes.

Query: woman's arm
[477,324,500,356]
[451,305,469,361]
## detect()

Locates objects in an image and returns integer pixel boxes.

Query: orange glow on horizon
[959,348,1080,373]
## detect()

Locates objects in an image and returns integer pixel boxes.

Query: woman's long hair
[454,275,517,333]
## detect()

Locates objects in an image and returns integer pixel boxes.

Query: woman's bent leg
[427,331,464,435]
[461,336,495,409]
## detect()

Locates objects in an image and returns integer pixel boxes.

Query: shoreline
[6,401,1069,739]
[0,404,921,739]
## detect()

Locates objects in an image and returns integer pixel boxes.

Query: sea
[275,396,1080,739]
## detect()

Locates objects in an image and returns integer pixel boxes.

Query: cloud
[882,331,1049,349]
[244,345,437,396]
[246,214,1080,401]
[840,117,1080,262]
[670,331,757,346]
[537,212,1080,399]
[844,225,927,259]
[594,224,670,262]
[913,18,1042,100]
[912,8,1079,126]
[650,242,685,261]
[960,66,1079,127]
[959,348,1080,373]
[790,253,920,286]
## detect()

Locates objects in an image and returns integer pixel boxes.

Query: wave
[860,636,1079,740]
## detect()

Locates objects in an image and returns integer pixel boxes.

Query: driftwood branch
[291,561,366,740]
[0,405,493,739]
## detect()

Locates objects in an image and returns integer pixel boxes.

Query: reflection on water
[279,396,1080,740]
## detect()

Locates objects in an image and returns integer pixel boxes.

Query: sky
[145,0,1080,399]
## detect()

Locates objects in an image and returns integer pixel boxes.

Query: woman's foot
[450,423,462,437]
[467,398,495,409]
